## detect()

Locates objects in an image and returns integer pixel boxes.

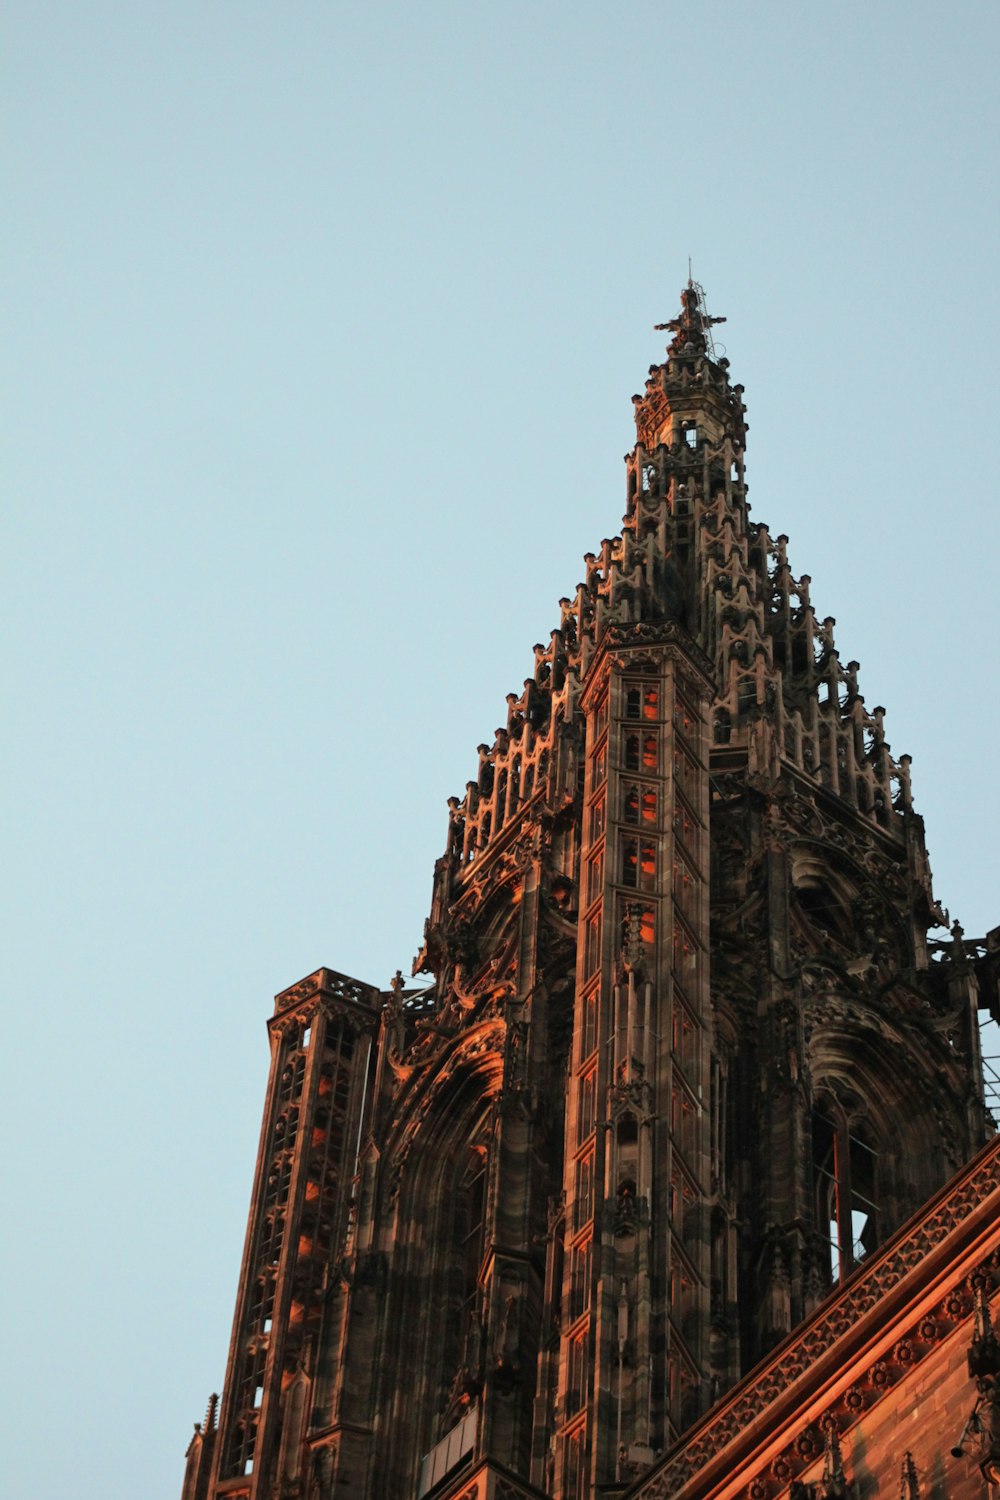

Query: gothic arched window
[813,1102,879,1281]
[433,1126,494,1452]
[795,874,852,947]
[458,1146,488,1334]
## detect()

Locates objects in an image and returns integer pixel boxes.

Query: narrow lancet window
[813,1107,879,1281]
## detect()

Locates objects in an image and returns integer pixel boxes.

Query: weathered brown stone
[180,287,995,1500]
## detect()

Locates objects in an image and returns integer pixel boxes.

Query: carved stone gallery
[179,287,1000,1500]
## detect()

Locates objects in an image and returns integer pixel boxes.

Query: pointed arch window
[567,1237,592,1324]
[578,980,599,1064]
[573,1153,594,1234]
[585,912,601,977]
[577,1067,597,1142]
[565,1332,587,1417]
[592,737,607,787]
[813,1106,879,1281]
[458,1146,488,1331]
[433,1128,494,1446]
[563,1422,587,1500]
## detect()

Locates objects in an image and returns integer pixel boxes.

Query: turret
[208,969,379,1498]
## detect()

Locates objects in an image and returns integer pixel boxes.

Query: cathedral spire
[182,292,989,1500]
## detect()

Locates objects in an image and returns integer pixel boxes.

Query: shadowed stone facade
[180,288,998,1500]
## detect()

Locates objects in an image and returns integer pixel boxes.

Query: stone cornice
[579,620,717,713]
[270,966,381,1027]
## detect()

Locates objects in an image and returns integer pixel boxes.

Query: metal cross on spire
[654,279,726,358]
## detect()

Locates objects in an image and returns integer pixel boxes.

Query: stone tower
[180,286,988,1500]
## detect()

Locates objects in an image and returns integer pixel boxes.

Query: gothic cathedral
[179,287,991,1500]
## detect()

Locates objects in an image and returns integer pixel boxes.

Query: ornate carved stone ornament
[629,1139,1000,1498]
[952,1269,1000,1483]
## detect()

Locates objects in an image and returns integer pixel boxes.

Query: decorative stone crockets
[183,285,989,1500]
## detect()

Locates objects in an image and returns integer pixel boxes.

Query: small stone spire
[817,1415,850,1499]
[899,1450,920,1499]
[181,1393,218,1500]
[968,1270,1000,1378]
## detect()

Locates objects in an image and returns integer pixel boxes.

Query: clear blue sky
[4,5,998,1497]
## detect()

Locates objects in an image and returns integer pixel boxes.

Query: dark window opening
[567,1238,591,1323]
[579,984,598,1062]
[737,677,757,715]
[577,1069,597,1140]
[460,1152,487,1323]
[585,913,601,976]
[622,839,638,887]
[797,883,850,944]
[813,1110,879,1281]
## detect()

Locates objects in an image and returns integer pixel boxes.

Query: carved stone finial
[899,1451,919,1500]
[817,1415,850,1500]
[968,1271,1000,1379]
[622,902,645,977]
